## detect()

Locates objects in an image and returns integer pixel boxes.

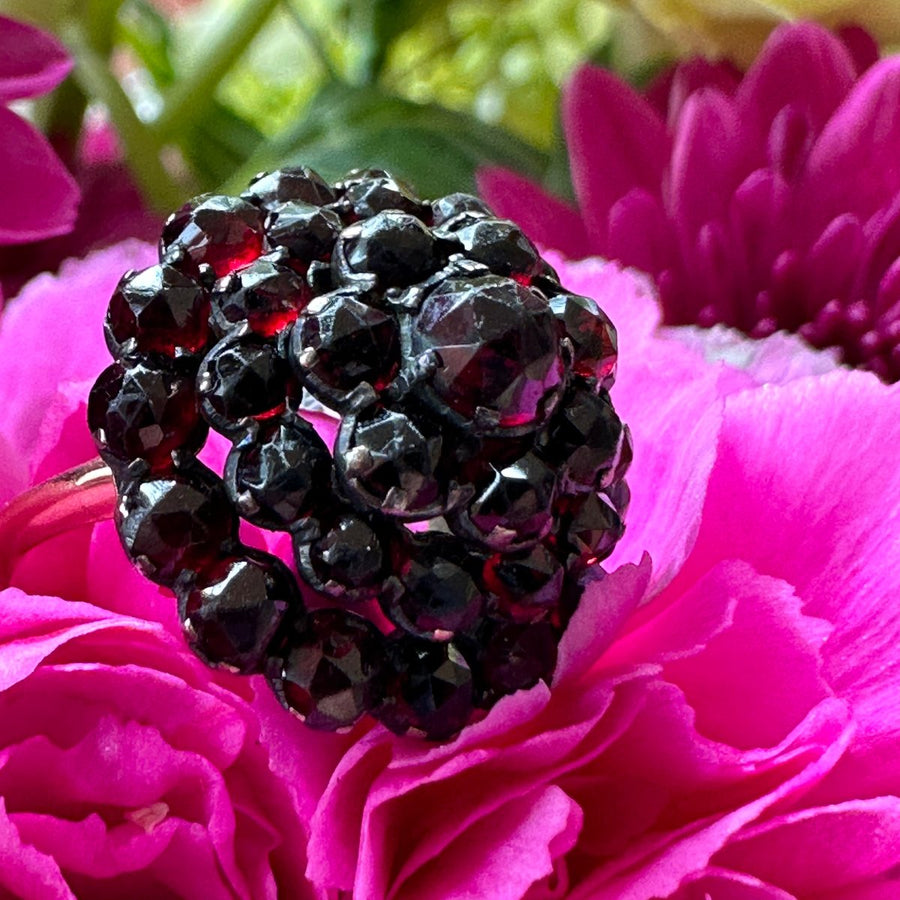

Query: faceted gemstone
[340,169,428,219]
[411,275,564,431]
[178,549,300,673]
[606,479,631,516]
[88,362,208,470]
[455,432,536,492]
[115,462,237,587]
[482,543,564,623]
[265,201,342,261]
[339,211,438,287]
[196,333,290,434]
[296,512,389,600]
[455,451,557,550]
[161,194,264,278]
[537,387,622,492]
[475,618,558,704]
[557,491,625,568]
[105,265,209,360]
[268,608,386,732]
[383,533,485,639]
[246,166,336,209]
[431,193,492,227]
[210,255,310,337]
[452,219,542,279]
[607,424,633,487]
[550,292,618,387]
[288,292,400,405]
[337,407,444,519]
[374,634,475,740]
[225,415,332,530]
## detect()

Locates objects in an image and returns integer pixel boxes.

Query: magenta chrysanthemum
[480,23,900,381]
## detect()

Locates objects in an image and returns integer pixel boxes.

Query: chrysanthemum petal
[668,89,745,245]
[801,57,900,232]
[477,167,593,258]
[736,23,857,138]
[563,66,670,250]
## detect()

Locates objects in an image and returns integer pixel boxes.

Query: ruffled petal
[0,241,156,471]
[674,370,900,771]
[714,797,900,895]
[0,798,71,898]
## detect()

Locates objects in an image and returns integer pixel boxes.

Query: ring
[79,165,631,741]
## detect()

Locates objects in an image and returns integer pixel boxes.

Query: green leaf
[223,82,548,198]
[181,101,266,191]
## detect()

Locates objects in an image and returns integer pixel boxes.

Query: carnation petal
[0,108,79,244]
[0,797,71,898]
[554,557,651,686]
[657,562,832,750]
[477,167,594,257]
[563,65,670,250]
[0,588,151,689]
[568,701,852,900]
[0,15,71,103]
[713,797,900,895]
[391,785,582,900]
[0,241,156,469]
[674,371,900,768]
[673,867,796,899]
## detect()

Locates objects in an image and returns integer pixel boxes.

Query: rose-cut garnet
[90,165,630,741]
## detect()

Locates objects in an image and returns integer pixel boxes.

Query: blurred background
[0,0,667,216]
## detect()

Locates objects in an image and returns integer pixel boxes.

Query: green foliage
[18,0,617,212]
[224,80,548,198]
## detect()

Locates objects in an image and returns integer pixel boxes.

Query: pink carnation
[0,15,78,249]
[2,242,900,896]
[0,244,322,897]
[480,23,900,382]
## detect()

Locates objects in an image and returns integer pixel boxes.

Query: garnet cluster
[88,166,631,740]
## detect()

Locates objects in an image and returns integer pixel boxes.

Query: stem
[283,0,341,83]
[61,19,185,212]
[152,0,281,140]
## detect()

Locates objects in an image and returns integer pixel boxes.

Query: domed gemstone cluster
[88,166,631,740]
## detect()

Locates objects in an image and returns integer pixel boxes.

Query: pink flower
[0,244,324,897]
[293,254,900,898]
[0,15,78,249]
[479,23,900,382]
[3,241,900,897]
